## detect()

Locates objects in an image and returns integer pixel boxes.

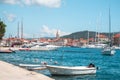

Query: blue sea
[0,47,120,80]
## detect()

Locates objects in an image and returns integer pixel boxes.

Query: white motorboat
[102,47,115,55]
[29,44,60,51]
[20,43,61,51]
[46,64,97,76]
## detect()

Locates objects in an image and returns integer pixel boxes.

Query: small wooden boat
[19,64,47,71]
[46,64,97,76]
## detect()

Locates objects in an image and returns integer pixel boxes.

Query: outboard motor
[88,63,95,67]
[88,63,100,70]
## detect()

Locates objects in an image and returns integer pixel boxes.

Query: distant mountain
[61,30,118,39]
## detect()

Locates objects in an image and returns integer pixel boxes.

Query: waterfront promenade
[0,61,54,80]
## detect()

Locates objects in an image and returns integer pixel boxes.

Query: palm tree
[0,20,6,42]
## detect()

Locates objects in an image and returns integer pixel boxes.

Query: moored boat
[0,49,14,53]
[29,44,60,51]
[46,64,97,76]
[102,47,115,55]
[102,8,116,55]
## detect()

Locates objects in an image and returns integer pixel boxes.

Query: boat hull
[102,48,115,55]
[46,65,96,76]
[0,50,14,53]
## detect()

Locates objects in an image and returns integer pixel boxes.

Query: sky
[0,0,120,38]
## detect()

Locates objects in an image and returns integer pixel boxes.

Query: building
[56,30,60,39]
[97,34,108,43]
[114,33,120,46]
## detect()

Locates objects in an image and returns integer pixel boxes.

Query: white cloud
[3,11,17,22]
[23,0,31,5]
[0,0,20,5]
[15,25,69,38]
[7,14,16,22]
[31,0,61,8]
[0,0,62,8]
[40,25,70,37]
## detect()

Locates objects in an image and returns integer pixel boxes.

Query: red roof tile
[114,33,120,38]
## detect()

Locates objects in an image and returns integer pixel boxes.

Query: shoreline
[0,60,54,80]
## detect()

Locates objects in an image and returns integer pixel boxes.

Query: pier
[0,61,54,80]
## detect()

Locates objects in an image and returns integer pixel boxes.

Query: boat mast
[21,19,23,39]
[109,7,111,46]
[87,31,89,45]
[17,22,19,38]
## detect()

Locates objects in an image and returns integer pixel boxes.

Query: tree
[0,20,6,40]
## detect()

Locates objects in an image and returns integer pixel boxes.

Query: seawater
[0,47,120,80]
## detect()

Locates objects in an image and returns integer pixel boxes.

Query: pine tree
[0,20,6,40]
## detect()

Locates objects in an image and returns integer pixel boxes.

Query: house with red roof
[113,33,120,46]
[97,34,109,43]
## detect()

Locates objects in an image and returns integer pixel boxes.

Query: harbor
[0,47,120,80]
[0,0,120,80]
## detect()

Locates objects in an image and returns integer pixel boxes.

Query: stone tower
[56,30,59,39]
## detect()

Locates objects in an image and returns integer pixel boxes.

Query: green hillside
[61,30,117,39]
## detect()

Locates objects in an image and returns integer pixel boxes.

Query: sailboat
[102,8,116,55]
